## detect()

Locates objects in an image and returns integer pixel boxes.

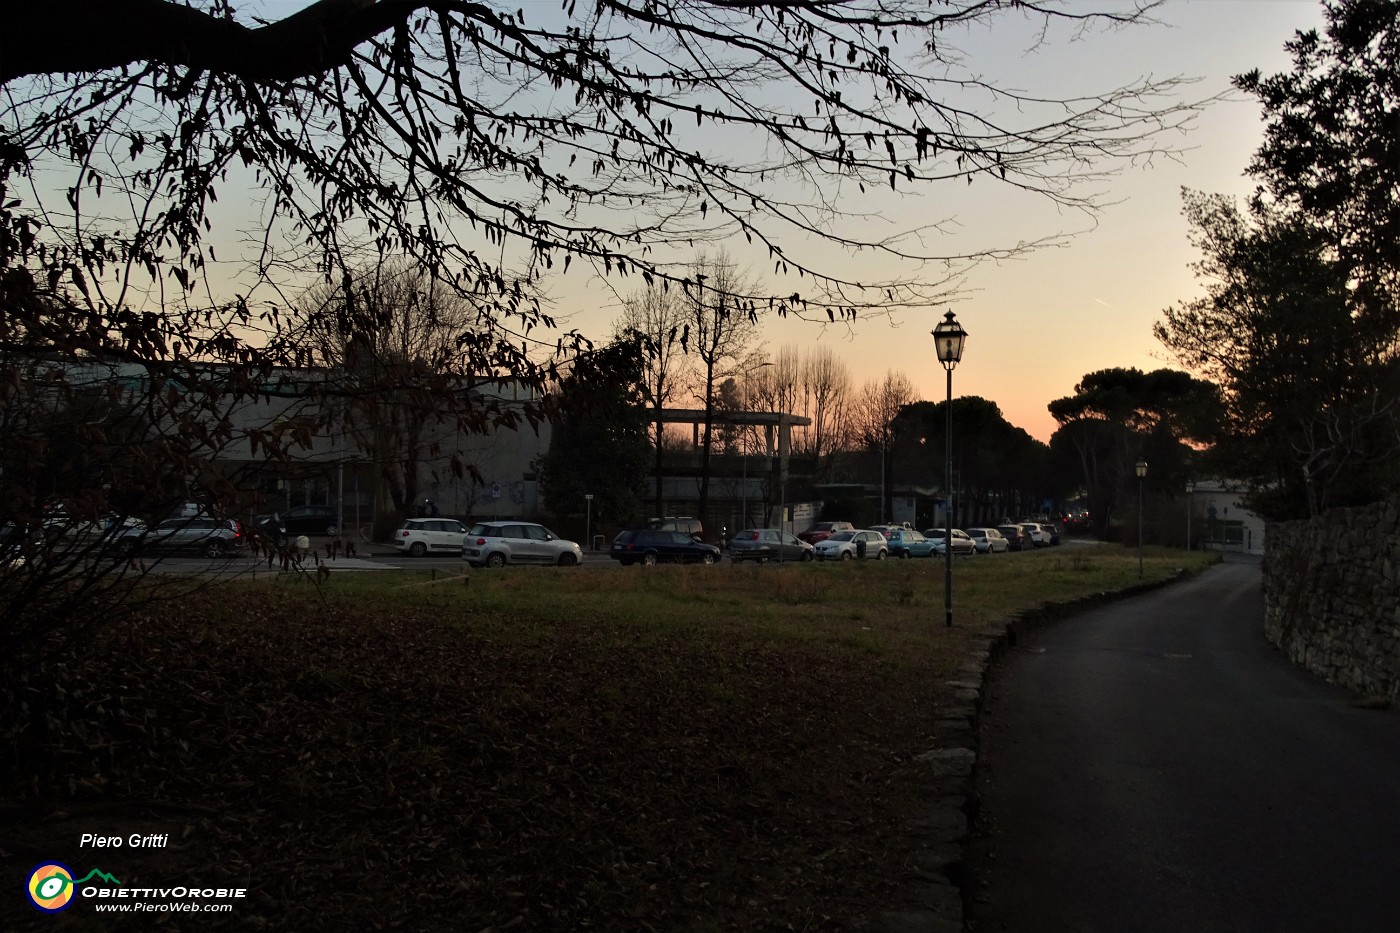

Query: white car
[394,518,469,557]
[462,521,583,567]
[928,528,978,556]
[1018,522,1052,548]
[813,529,888,561]
[965,527,1009,554]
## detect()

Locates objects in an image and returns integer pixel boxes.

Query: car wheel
[840,550,853,561]
[897,549,909,559]
[485,552,507,568]
[801,551,813,562]
[204,540,225,559]
[326,523,339,537]
[409,541,427,557]
[557,552,578,566]
[875,549,887,560]
[642,551,658,567]
[701,552,716,565]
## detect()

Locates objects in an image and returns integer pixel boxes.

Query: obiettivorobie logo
[27,862,121,913]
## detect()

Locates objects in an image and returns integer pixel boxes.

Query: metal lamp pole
[585,494,594,551]
[740,361,774,530]
[1185,480,1194,551]
[1135,460,1148,578]
[933,310,968,628]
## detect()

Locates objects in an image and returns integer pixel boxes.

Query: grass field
[2,544,1219,931]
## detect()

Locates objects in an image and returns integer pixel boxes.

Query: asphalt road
[967,553,1400,933]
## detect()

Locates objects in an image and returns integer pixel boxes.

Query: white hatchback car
[462,521,583,568]
[394,518,469,557]
[813,529,889,561]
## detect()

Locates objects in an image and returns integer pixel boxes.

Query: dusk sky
[750,0,1330,444]
[240,1,1330,444]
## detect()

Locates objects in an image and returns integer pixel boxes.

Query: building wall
[417,417,549,521]
[1190,478,1267,555]
[1262,496,1400,701]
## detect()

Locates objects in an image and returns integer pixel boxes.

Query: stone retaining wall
[1263,496,1400,700]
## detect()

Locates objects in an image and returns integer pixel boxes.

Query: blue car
[885,528,939,558]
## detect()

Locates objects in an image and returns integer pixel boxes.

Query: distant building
[1190,478,1266,555]
[5,357,549,529]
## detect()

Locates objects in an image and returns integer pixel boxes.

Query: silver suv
[462,522,583,568]
[118,517,244,558]
[646,516,703,540]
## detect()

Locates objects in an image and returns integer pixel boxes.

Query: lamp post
[739,361,774,530]
[1135,460,1148,578]
[933,310,968,628]
[1185,481,1194,551]
[585,493,594,551]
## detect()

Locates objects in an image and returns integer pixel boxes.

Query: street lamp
[933,310,968,628]
[740,361,774,530]
[1135,460,1148,578]
[585,494,594,551]
[1185,480,1194,551]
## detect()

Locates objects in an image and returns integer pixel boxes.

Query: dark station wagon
[610,529,721,566]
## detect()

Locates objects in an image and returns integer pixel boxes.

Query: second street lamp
[933,310,968,628]
[1136,459,1148,578]
[1185,480,1194,551]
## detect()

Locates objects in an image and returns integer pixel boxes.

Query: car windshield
[828,531,857,542]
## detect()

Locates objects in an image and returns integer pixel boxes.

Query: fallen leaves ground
[1,549,1211,930]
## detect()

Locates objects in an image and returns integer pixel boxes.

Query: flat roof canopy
[655,408,811,428]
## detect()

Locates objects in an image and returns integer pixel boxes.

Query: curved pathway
[968,554,1400,933]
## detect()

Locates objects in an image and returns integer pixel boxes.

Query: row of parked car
[390,514,1064,570]
[797,520,1062,557]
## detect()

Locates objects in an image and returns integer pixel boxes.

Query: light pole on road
[1135,460,1148,578]
[1185,480,1194,551]
[585,493,594,551]
[933,310,968,628]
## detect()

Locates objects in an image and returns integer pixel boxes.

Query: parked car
[118,516,244,558]
[1041,522,1063,546]
[395,518,470,557]
[996,525,1028,551]
[727,528,815,563]
[925,528,977,556]
[1019,522,1052,548]
[611,529,721,566]
[813,530,889,561]
[42,511,142,544]
[646,516,703,540]
[257,504,340,542]
[797,521,855,545]
[462,521,582,567]
[885,528,939,559]
[965,527,1009,554]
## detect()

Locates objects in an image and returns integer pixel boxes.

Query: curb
[874,563,1215,932]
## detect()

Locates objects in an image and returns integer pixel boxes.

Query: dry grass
[0,544,1216,931]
